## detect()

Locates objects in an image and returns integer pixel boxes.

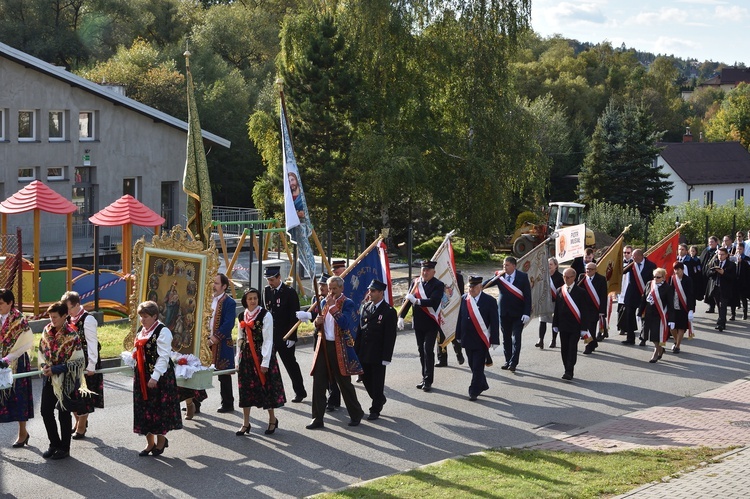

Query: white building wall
[658,155,750,207]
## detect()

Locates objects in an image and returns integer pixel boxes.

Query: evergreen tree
[580,100,672,216]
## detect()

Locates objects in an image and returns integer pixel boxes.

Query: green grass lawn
[321,447,727,498]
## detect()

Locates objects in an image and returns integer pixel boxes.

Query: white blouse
[237,307,274,368]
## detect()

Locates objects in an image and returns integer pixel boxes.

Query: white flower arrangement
[171,353,212,379]
[0,367,12,390]
[120,351,136,369]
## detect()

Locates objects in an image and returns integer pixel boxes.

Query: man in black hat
[398,260,444,392]
[355,279,397,420]
[331,260,347,276]
[455,276,499,400]
[264,266,307,402]
[296,273,341,411]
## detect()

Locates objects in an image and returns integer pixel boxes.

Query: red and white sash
[549,277,557,301]
[466,295,491,349]
[582,277,600,309]
[561,286,582,323]
[650,283,669,344]
[631,265,646,294]
[498,274,525,301]
[415,279,441,326]
[671,276,693,336]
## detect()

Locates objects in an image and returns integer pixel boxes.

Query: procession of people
[2,233,748,459]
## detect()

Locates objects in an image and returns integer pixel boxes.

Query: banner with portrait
[555,223,586,263]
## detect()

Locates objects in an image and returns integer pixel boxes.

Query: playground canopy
[0,180,77,316]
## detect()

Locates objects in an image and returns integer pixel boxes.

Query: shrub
[649,199,750,244]
[515,211,539,229]
[585,200,648,241]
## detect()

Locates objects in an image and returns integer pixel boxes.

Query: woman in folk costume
[62,291,103,439]
[132,301,182,456]
[235,288,286,436]
[536,258,565,349]
[0,289,34,448]
[639,268,675,364]
[670,262,696,354]
[39,301,93,460]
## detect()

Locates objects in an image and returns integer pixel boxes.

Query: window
[18,110,36,141]
[736,188,745,204]
[704,190,714,206]
[0,109,5,140]
[79,111,94,140]
[161,182,177,230]
[123,177,140,199]
[48,111,65,140]
[18,167,36,182]
[47,167,65,181]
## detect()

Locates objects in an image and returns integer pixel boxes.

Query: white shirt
[505,271,516,284]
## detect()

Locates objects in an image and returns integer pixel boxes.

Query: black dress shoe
[50,449,70,460]
[348,417,362,427]
[416,382,426,389]
[434,361,448,367]
[217,406,235,413]
[500,364,510,370]
[326,404,336,412]
[422,383,432,392]
[151,437,169,456]
[639,340,647,346]
[469,394,478,401]
[367,412,380,421]
[306,420,324,430]
[292,393,307,403]
[508,366,516,373]
[715,326,725,331]
[456,353,465,365]
[561,372,573,380]
[12,434,29,448]
[138,447,154,457]
[42,447,57,459]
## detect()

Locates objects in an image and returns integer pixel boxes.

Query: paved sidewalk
[520,376,750,496]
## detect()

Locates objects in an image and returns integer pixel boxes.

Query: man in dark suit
[553,268,590,380]
[622,249,656,345]
[706,246,736,331]
[485,256,532,372]
[398,260,444,392]
[264,266,307,402]
[455,275,499,400]
[355,279,397,420]
[578,262,608,354]
[571,248,596,278]
[700,236,719,309]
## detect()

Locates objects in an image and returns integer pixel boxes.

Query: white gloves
[491,344,499,350]
[521,315,530,326]
[382,360,390,366]
[286,340,296,348]
[646,294,655,305]
[397,317,405,330]
[296,311,312,322]
[552,327,559,333]
[406,293,417,304]
[688,310,694,321]
[668,322,675,330]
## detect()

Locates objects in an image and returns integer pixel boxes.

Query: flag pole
[624,222,689,273]
[311,230,333,275]
[398,231,454,318]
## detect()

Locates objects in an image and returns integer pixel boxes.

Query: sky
[530,0,749,65]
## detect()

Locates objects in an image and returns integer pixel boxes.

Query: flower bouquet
[172,353,214,390]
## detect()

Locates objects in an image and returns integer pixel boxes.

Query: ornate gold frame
[124,225,219,366]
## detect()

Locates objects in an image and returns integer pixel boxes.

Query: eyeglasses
[653,275,664,279]
[586,267,596,271]
[623,251,631,254]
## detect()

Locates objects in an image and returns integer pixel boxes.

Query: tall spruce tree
[580,99,672,216]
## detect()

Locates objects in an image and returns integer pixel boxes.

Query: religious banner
[280,97,317,279]
[431,232,462,345]
[597,232,626,294]
[341,239,393,310]
[517,240,553,319]
[645,230,681,278]
[555,223,586,263]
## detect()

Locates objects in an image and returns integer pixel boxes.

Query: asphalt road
[2,298,748,498]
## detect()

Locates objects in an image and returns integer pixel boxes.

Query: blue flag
[341,240,392,322]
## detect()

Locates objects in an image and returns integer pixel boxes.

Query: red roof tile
[89,195,165,227]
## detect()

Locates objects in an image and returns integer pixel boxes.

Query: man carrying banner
[307,276,364,429]
[398,261,444,392]
[622,249,656,346]
[553,268,590,380]
[578,262,608,355]
[355,279,397,420]
[484,256,532,372]
[264,267,307,403]
[455,276,499,400]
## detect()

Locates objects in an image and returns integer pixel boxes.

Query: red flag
[645,232,680,277]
